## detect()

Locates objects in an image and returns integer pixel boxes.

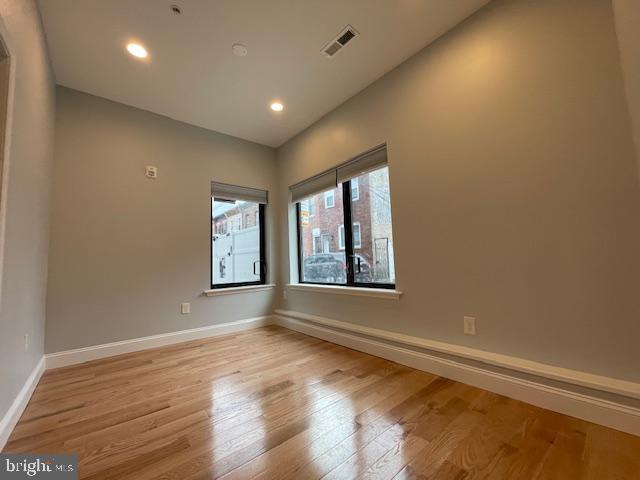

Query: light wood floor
[4,326,639,479]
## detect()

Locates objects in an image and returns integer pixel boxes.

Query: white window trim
[204,284,276,296]
[324,190,335,208]
[286,283,401,300]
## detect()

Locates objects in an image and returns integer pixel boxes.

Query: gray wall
[0,0,55,419]
[277,0,640,382]
[613,0,640,177]
[46,87,277,353]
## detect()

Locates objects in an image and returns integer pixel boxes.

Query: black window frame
[296,178,395,290]
[210,199,266,289]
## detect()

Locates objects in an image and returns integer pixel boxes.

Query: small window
[351,178,359,201]
[324,190,335,208]
[211,183,267,289]
[339,223,361,249]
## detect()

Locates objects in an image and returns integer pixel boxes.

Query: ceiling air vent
[322,25,359,58]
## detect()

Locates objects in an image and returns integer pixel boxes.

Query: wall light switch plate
[464,316,476,335]
[181,302,190,315]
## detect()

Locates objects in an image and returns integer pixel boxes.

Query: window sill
[286,283,402,300]
[204,284,276,297]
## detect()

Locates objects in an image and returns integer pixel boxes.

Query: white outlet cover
[463,316,476,335]
[145,165,158,179]
[181,302,191,314]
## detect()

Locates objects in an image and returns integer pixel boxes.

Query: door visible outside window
[312,228,321,254]
[322,234,331,253]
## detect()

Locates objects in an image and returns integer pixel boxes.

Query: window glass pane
[353,223,362,248]
[349,166,395,284]
[212,199,261,285]
[299,186,346,284]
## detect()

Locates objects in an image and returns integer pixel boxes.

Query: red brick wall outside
[300,177,374,266]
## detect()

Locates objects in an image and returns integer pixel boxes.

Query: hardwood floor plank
[225,371,435,480]
[146,365,415,480]
[2,325,638,480]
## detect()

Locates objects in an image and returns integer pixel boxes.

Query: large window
[293,146,395,288]
[211,182,267,288]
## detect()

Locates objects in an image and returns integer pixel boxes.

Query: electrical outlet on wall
[181,303,191,315]
[463,316,476,335]
[24,333,29,352]
[145,165,158,179]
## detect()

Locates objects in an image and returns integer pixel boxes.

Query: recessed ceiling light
[232,43,248,57]
[126,43,148,59]
[270,102,284,112]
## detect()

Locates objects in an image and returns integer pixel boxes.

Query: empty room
[1,0,639,478]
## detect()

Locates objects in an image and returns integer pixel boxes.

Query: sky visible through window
[212,199,246,217]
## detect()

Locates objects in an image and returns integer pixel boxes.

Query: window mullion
[296,203,303,283]
[259,204,266,283]
[342,181,355,285]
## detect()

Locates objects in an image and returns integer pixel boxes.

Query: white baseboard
[46,316,274,369]
[0,356,46,451]
[5,311,637,454]
[274,310,640,436]
[1,316,274,449]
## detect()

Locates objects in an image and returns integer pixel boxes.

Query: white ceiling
[38,0,488,147]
